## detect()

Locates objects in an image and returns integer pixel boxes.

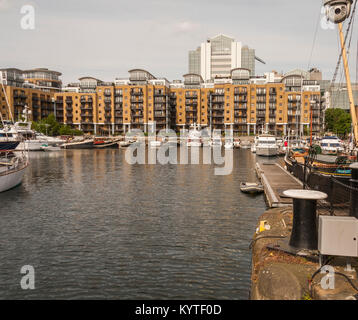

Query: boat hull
[93,141,119,149]
[16,140,48,151]
[256,147,278,157]
[0,163,28,193]
[0,141,20,151]
[240,183,264,194]
[62,141,94,149]
[284,155,351,204]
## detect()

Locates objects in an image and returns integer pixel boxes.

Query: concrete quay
[250,208,358,300]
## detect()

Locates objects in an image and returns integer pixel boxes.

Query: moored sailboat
[0,151,28,193]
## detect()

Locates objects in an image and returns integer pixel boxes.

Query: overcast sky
[0,0,357,84]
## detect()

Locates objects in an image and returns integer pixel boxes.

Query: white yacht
[187,124,202,147]
[320,136,345,155]
[210,133,222,147]
[224,141,234,149]
[13,121,65,151]
[0,124,21,150]
[251,136,259,153]
[149,136,166,148]
[256,134,279,157]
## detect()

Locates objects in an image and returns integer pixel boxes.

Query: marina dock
[255,162,303,208]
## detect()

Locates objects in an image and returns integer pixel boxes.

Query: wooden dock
[256,162,303,208]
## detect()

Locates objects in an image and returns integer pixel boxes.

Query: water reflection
[0,149,267,299]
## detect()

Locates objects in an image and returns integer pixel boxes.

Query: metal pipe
[350,163,358,218]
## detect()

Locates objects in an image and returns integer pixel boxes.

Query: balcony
[131,106,143,111]
[81,105,93,110]
[212,100,225,105]
[131,98,144,103]
[14,101,26,107]
[81,113,93,118]
[131,90,143,96]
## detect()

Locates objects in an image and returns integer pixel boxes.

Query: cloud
[175,21,200,32]
[0,0,10,10]
[0,0,355,83]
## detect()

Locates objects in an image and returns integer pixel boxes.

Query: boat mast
[0,72,15,124]
[338,22,358,146]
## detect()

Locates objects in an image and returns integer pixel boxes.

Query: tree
[324,108,351,137]
[32,114,83,137]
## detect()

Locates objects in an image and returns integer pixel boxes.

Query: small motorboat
[240,182,264,194]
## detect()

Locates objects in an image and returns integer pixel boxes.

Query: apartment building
[169,69,323,136]
[0,67,325,136]
[52,70,174,135]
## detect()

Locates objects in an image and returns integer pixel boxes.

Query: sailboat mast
[338,23,358,146]
[0,72,15,123]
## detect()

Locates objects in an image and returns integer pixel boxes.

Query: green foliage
[325,108,352,137]
[32,114,83,137]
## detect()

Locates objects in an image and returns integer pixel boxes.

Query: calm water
[0,148,271,299]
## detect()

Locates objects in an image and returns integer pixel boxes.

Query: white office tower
[188,34,263,81]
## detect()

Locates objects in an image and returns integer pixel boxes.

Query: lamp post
[51,97,56,119]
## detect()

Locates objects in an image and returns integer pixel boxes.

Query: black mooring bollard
[350,163,358,219]
[283,190,328,250]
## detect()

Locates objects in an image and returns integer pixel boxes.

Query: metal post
[52,98,56,119]
[290,198,318,250]
[350,163,358,218]
[283,190,327,251]
[209,93,212,133]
